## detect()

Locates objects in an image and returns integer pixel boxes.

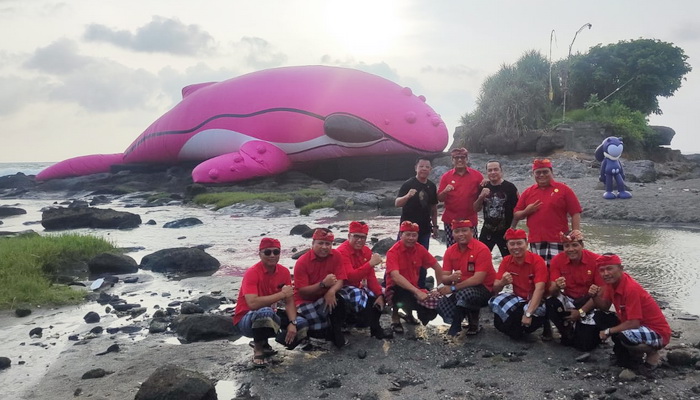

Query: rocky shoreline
[1,151,699,399]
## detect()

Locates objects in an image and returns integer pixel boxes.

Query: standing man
[437,219,496,336]
[473,160,519,257]
[395,156,439,288]
[489,229,548,340]
[293,228,366,348]
[438,148,484,247]
[336,221,392,339]
[513,158,582,266]
[385,221,445,333]
[546,232,617,351]
[589,254,671,374]
[234,238,309,368]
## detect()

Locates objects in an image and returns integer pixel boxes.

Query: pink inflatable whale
[37,65,448,183]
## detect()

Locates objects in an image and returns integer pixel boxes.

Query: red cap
[259,237,281,250]
[450,147,468,157]
[451,219,473,230]
[596,254,622,267]
[399,221,420,232]
[505,228,527,241]
[349,221,369,235]
[532,158,553,171]
[312,228,334,242]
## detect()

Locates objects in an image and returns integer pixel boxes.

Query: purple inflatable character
[595,136,632,199]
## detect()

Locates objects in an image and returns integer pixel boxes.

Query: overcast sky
[1,0,699,163]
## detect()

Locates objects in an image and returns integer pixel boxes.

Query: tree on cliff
[567,39,691,115]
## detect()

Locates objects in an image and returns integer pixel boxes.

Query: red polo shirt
[385,241,437,289]
[496,251,548,299]
[438,167,484,225]
[602,272,671,346]
[442,239,496,291]
[336,240,383,297]
[233,262,292,324]
[549,249,604,299]
[293,249,349,306]
[514,180,582,242]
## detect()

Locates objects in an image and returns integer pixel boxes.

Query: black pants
[479,229,509,257]
[390,286,437,325]
[494,302,545,340]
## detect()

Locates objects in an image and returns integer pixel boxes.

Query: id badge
[467,262,475,272]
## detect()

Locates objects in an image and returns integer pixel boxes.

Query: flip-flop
[391,322,404,334]
[398,312,419,325]
[466,325,482,336]
[252,354,267,369]
[248,341,278,357]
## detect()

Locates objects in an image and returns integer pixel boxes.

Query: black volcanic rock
[140,247,220,273]
[41,207,141,230]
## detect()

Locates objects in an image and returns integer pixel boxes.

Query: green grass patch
[193,189,327,210]
[300,200,334,216]
[0,234,116,309]
[146,192,172,203]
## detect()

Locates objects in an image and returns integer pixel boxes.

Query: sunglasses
[262,249,281,256]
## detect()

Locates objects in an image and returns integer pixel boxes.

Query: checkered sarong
[620,326,664,348]
[337,285,368,313]
[488,292,545,322]
[297,297,330,332]
[437,285,491,324]
[529,242,564,267]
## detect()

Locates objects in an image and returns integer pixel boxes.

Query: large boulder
[624,160,657,183]
[41,207,141,230]
[0,173,35,190]
[535,130,566,155]
[371,238,396,255]
[134,364,217,400]
[172,314,239,343]
[163,218,203,228]
[140,247,220,273]
[0,206,27,217]
[650,125,676,146]
[87,253,139,275]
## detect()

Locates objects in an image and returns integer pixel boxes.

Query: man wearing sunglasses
[438,147,484,247]
[336,221,393,339]
[294,228,366,348]
[233,238,309,368]
[513,159,582,267]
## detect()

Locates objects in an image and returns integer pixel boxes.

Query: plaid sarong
[297,298,331,332]
[620,326,664,349]
[489,292,545,322]
[437,285,491,324]
[337,285,368,313]
[529,242,564,267]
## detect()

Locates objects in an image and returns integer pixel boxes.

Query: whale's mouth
[323,113,385,143]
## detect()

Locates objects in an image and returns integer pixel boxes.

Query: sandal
[398,311,419,325]
[248,341,278,357]
[466,325,482,336]
[391,322,404,334]
[252,354,267,369]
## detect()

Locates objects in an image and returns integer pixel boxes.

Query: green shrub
[0,234,116,308]
[193,189,327,210]
[300,201,334,216]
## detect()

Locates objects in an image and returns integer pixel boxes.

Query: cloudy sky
[1,0,699,163]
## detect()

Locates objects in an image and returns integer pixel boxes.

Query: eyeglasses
[262,249,281,256]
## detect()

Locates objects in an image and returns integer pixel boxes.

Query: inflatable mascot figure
[595,136,631,199]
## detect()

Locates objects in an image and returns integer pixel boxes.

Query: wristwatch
[524,311,532,318]
[578,308,586,317]
[290,320,297,326]
[450,285,456,293]
[319,281,326,288]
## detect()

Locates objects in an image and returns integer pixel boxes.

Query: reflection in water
[583,221,700,315]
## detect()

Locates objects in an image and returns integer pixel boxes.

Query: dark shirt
[398,177,438,235]
[480,180,518,235]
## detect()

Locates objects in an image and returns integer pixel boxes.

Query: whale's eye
[323,114,385,143]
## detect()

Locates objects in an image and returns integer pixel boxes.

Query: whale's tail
[36,153,125,181]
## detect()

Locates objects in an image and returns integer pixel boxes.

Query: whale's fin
[36,153,125,180]
[191,141,291,183]
[182,82,217,99]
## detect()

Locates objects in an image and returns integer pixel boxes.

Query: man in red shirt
[234,238,309,368]
[437,219,496,336]
[489,229,548,340]
[438,148,484,247]
[546,232,617,351]
[589,254,671,373]
[513,159,582,266]
[336,221,392,339]
[385,221,445,333]
[294,228,366,348]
